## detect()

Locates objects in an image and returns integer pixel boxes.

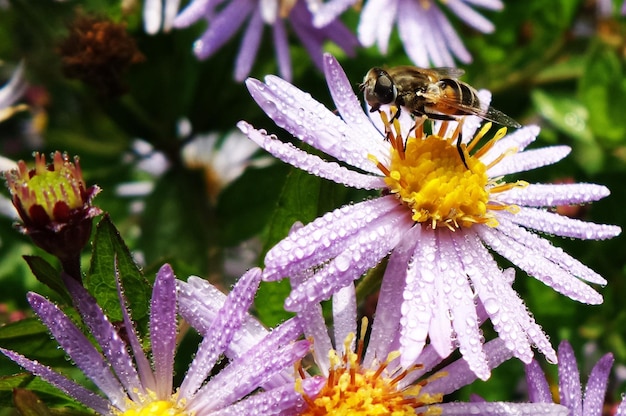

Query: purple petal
[297,290,333,375]
[178,277,269,358]
[191,0,254,59]
[501,207,621,241]
[488,146,571,177]
[434,2,472,63]
[322,54,387,148]
[116,267,156,393]
[207,384,306,416]
[525,360,552,403]
[499,183,611,206]
[272,17,292,81]
[433,402,569,415]
[190,319,306,412]
[421,338,513,396]
[150,264,178,399]
[477,226,603,305]
[244,75,386,173]
[62,274,144,402]
[180,268,262,398]
[174,0,218,27]
[0,61,27,109]
[262,196,400,280]
[358,0,397,52]
[363,227,416,367]
[400,229,446,366]
[446,0,495,33]
[284,205,412,312]
[480,125,540,167]
[558,340,583,416]
[332,284,357,357]
[495,216,609,284]
[237,122,384,189]
[235,9,264,82]
[312,0,356,27]
[457,231,534,363]
[582,352,614,416]
[616,398,626,416]
[0,348,111,414]
[27,293,128,409]
[439,231,489,379]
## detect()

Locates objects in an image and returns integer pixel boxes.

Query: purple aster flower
[0,264,309,415]
[526,340,617,416]
[237,53,621,378]
[292,267,569,415]
[173,0,359,81]
[358,0,503,67]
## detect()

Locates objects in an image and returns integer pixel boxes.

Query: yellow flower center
[115,392,190,416]
[370,115,525,230]
[121,401,188,416]
[298,319,443,416]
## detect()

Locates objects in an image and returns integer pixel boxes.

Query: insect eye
[374,73,396,104]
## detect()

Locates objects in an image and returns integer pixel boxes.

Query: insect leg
[456,130,469,169]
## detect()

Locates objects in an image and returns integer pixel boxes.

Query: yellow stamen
[115,391,190,416]
[374,115,519,230]
[298,318,444,416]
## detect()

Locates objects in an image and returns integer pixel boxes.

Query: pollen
[373,115,524,230]
[116,391,190,416]
[298,318,443,416]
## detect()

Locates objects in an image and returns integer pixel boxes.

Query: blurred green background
[0,0,625,413]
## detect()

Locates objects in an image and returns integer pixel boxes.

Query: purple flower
[294,270,569,415]
[173,0,359,81]
[526,340,617,416]
[1,264,309,415]
[358,0,503,67]
[237,53,621,378]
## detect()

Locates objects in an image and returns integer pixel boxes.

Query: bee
[360,66,521,167]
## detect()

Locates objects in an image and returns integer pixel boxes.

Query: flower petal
[263,196,400,280]
[582,352,614,416]
[496,215,609,285]
[180,267,262,398]
[238,122,384,189]
[558,341,583,416]
[62,274,144,402]
[27,293,128,409]
[332,283,357,356]
[283,205,412,312]
[477,226,603,304]
[488,146,571,177]
[525,360,552,403]
[501,207,621,241]
[498,183,611,206]
[150,264,178,399]
[0,348,112,414]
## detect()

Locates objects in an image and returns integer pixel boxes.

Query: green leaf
[531,89,604,174]
[256,168,324,326]
[86,215,149,322]
[22,256,72,305]
[138,167,213,277]
[217,163,291,247]
[579,44,626,144]
[0,318,67,369]
[0,375,90,414]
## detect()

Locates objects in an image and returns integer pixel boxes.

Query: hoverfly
[360,66,521,167]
